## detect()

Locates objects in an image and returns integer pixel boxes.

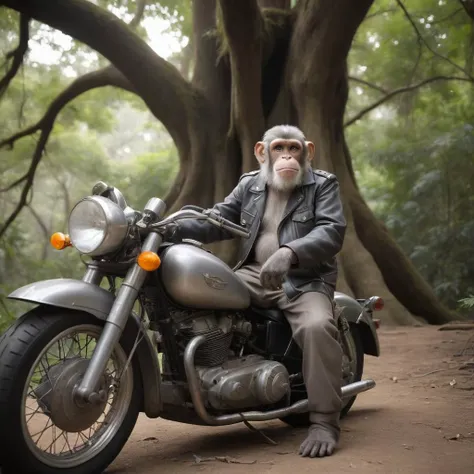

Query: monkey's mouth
[276,167,299,173]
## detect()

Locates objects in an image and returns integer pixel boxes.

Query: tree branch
[1,0,197,156]
[0,65,134,154]
[431,7,463,24]
[396,0,474,80]
[345,75,473,127]
[349,75,388,94]
[0,65,135,238]
[128,0,147,29]
[26,203,49,238]
[0,13,29,99]
[363,8,397,21]
[0,174,28,192]
[459,0,474,21]
[0,122,42,150]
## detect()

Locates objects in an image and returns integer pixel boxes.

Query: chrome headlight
[68,196,129,256]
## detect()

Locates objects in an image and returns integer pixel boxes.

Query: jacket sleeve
[283,176,347,267]
[173,180,245,244]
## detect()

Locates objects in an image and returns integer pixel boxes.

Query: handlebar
[93,183,250,240]
[150,208,251,239]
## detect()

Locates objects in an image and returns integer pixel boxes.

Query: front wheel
[0,307,143,474]
[279,323,364,427]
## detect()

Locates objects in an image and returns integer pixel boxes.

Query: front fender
[9,278,115,319]
[8,278,162,418]
[334,291,380,357]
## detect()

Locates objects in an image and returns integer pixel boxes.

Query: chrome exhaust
[184,335,376,426]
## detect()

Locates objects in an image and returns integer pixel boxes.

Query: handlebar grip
[221,219,251,239]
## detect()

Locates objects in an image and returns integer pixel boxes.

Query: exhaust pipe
[184,335,376,426]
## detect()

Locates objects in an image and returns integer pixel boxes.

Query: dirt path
[109,326,474,474]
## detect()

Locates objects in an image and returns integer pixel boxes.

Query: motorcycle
[0,182,382,474]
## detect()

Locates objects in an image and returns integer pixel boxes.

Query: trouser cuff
[309,411,341,439]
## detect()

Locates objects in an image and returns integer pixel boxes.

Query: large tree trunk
[286,0,456,325]
[1,0,460,325]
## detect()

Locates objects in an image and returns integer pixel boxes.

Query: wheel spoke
[31,418,54,443]
[20,323,134,469]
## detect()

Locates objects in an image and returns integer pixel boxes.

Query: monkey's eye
[290,145,300,151]
[274,145,283,151]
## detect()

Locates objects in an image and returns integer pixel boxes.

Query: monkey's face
[265,138,305,191]
[269,138,304,180]
[254,127,315,192]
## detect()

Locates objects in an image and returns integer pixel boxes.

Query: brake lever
[202,208,222,221]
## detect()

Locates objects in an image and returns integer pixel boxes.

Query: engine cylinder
[197,355,290,411]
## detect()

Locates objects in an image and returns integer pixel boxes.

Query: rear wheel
[0,307,143,474]
[279,322,364,427]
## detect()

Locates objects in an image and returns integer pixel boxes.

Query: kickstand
[241,418,278,446]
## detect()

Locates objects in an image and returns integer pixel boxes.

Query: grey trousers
[236,263,343,428]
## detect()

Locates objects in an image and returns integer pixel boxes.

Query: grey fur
[262,124,307,145]
[259,124,310,192]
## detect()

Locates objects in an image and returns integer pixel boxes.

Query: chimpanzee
[172,125,347,458]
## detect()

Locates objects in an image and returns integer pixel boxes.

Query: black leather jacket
[176,168,347,301]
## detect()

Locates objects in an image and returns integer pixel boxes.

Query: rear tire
[279,323,364,428]
[0,307,143,474]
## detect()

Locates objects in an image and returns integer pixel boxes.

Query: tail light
[367,296,384,312]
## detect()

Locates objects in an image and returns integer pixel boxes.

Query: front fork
[74,232,162,404]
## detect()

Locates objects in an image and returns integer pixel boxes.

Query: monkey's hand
[161,222,182,243]
[260,247,297,290]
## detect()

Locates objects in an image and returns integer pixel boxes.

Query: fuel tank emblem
[202,273,228,290]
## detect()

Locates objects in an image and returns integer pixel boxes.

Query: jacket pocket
[291,208,315,236]
[291,207,314,223]
[240,209,256,227]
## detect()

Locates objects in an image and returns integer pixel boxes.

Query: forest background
[1,0,474,331]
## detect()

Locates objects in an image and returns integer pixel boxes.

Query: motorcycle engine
[171,309,290,411]
[197,354,290,411]
[172,308,243,366]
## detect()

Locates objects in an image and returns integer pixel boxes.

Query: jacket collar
[249,167,315,193]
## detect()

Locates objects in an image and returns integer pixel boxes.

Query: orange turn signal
[50,232,72,250]
[137,251,161,271]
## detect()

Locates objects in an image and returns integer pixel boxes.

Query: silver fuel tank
[160,243,251,310]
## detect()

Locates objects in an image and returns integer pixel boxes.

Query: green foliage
[459,296,474,309]
[112,149,179,209]
[0,3,180,332]
[2,0,474,332]
[347,0,474,309]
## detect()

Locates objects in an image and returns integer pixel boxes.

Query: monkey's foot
[298,423,339,458]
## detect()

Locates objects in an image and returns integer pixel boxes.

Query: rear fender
[334,291,380,357]
[8,278,162,418]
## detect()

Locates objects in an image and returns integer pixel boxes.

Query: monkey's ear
[254,141,265,164]
[305,141,315,163]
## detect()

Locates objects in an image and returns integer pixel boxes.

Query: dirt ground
[109,326,474,474]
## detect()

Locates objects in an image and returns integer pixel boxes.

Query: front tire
[279,323,364,428]
[0,307,143,474]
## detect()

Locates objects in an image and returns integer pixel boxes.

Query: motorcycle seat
[250,305,287,324]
